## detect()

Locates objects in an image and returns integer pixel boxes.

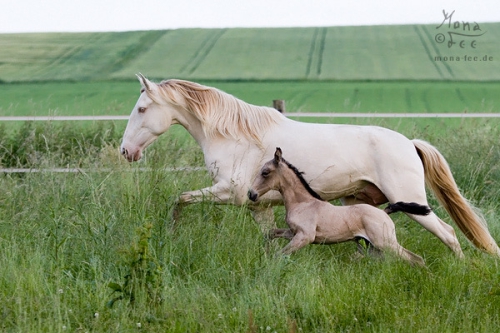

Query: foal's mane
[152,79,284,145]
[280,157,324,201]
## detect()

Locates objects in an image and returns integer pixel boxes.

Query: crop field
[1,23,500,82]
[1,24,500,332]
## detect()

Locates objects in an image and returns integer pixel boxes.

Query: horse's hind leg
[408,212,464,258]
[372,154,468,257]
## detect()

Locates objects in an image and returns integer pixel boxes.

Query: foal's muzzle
[248,189,259,202]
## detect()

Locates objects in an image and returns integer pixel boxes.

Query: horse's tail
[384,202,431,216]
[412,139,500,256]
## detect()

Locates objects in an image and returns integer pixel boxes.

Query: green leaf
[107,282,123,292]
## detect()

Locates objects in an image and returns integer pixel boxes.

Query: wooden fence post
[273,100,285,113]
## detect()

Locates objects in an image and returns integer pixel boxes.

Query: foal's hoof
[350,251,366,261]
[276,253,292,262]
[172,208,181,222]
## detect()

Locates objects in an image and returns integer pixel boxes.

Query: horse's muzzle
[120,146,141,162]
[248,189,259,202]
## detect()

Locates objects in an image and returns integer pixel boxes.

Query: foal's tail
[384,202,431,216]
[412,139,500,256]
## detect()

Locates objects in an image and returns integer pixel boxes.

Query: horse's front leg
[172,182,232,221]
[249,206,276,234]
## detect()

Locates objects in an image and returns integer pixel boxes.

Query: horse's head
[248,147,283,202]
[120,74,176,162]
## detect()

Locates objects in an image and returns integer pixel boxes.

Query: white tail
[412,139,500,255]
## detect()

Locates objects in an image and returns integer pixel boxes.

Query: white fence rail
[1,113,500,122]
[0,167,205,174]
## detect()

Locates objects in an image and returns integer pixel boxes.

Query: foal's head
[248,147,322,202]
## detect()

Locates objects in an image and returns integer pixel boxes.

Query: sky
[1,0,500,33]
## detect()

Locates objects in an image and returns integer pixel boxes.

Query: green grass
[0,81,139,117]
[2,81,500,118]
[2,23,500,82]
[1,121,500,332]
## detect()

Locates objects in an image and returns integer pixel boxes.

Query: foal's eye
[261,171,270,178]
[138,107,146,113]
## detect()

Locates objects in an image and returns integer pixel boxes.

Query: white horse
[120,75,500,257]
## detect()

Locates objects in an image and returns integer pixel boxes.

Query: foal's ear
[274,147,282,164]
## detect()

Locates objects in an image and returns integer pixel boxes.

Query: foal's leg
[269,228,294,240]
[280,231,316,255]
[356,238,382,257]
[380,240,425,267]
[365,217,425,266]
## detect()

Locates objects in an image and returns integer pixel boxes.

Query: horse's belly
[312,176,369,201]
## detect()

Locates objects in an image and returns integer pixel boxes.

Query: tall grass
[1,121,500,332]
[0,121,121,168]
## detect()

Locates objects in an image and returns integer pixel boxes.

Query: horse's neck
[279,171,317,207]
[172,107,210,148]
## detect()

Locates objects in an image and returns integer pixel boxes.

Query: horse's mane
[281,157,324,201]
[150,79,284,145]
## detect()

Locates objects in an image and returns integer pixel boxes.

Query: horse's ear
[274,147,282,164]
[136,73,153,92]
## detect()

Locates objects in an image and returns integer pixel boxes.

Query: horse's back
[272,120,417,166]
[267,120,423,201]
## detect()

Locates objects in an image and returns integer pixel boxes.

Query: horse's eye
[138,107,146,113]
[262,171,270,178]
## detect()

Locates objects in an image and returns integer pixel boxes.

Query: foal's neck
[278,168,318,207]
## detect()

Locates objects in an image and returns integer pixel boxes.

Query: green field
[2,23,500,82]
[2,81,500,118]
[2,25,500,332]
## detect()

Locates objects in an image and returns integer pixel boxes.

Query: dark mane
[281,158,324,201]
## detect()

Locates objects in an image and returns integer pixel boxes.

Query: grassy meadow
[1,24,500,332]
[1,118,500,332]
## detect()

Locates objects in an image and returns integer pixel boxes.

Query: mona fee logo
[434,10,486,48]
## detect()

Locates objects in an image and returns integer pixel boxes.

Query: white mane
[150,79,284,144]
